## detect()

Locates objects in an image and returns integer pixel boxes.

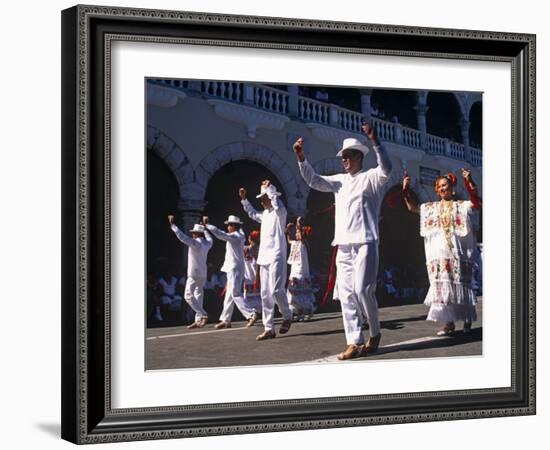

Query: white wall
[0,0,545,449]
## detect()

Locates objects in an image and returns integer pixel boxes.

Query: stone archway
[194,141,301,214]
[147,125,194,194]
[147,126,199,275]
[202,160,287,272]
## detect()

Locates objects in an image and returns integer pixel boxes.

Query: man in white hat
[293,123,392,360]
[239,180,293,340]
[168,216,213,328]
[203,215,259,329]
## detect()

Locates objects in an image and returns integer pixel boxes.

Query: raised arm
[286,223,294,244]
[293,138,341,193]
[204,222,240,242]
[239,188,262,223]
[362,123,392,176]
[402,174,420,214]
[261,180,286,213]
[462,168,482,209]
[168,216,200,248]
[203,228,213,247]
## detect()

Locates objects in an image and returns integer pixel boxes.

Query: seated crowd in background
[147,259,438,327]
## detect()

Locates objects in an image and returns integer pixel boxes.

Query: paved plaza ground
[145,300,482,370]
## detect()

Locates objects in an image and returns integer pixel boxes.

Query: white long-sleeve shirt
[298,144,391,245]
[241,194,287,266]
[205,224,246,273]
[170,224,213,278]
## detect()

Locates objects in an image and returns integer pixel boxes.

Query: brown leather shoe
[246,313,258,328]
[256,330,276,341]
[214,321,231,330]
[436,322,455,336]
[279,319,292,334]
[337,344,365,360]
[197,317,208,328]
[362,333,382,355]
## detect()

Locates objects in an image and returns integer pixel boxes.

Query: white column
[243,84,255,106]
[287,85,299,117]
[414,104,429,150]
[459,117,472,162]
[187,81,202,92]
[360,89,373,121]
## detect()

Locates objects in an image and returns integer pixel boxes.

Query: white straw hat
[255,184,282,198]
[224,215,243,225]
[336,138,370,157]
[189,224,205,233]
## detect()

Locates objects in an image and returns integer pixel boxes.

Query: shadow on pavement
[376,327,483,357]
[279,328,345,339]
[380,314,427,330]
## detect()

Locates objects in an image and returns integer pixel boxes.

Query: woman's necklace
[439,199,454,250]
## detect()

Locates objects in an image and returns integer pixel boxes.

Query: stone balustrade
[401,126,423,149]
[149,79,481,166]
[427,134,447,156]
[449,141,465,160]
[298,97,330,124]
[202,80,244,102]
[253,85,289,114]
[470,147,482,166]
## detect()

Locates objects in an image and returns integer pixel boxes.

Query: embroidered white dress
[286,240,316,317]
[420,200,479,323]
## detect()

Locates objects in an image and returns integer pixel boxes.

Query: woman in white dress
[286,217,316,321]
[402,169,482,335]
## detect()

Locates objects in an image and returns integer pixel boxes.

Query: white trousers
[184,276,208,321]
[259,260,292,331]
[219,268,256,323]
[336,242,380,344]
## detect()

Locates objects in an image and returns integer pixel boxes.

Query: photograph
[145,79,484,370]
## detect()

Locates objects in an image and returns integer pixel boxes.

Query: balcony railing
[149,79,482,166]
[299,97,329,124]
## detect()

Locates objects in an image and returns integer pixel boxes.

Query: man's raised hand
[361,122,379,146]
[293,138,305,162]
[239,188,247,200]
[461,168,472,182]
[167,215,175,225]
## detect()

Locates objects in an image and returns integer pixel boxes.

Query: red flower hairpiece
[446,172,458,186]
[302,225,312,240]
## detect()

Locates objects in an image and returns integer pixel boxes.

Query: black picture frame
[61,4,536,444]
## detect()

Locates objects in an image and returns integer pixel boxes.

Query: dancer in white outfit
[286,217,316,320]
[168,216,213,329]
[240,180,293,340]
[204,215,259,329]
[293,123,392,360]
